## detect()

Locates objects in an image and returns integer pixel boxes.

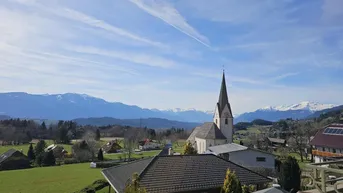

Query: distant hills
[0,92,212,122]
[73,117,201,130]
[0,92,341,127]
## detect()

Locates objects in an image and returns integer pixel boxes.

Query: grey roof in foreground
[208,143,248,154]
[187,122,227,143]
[0,149,17,164]
[254,187,289,193]
[102,154,272,193]
[102,157,154,193]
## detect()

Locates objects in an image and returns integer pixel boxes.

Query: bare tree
[123,127,144,161]
[82,131,99,161]
[288,122,307,162]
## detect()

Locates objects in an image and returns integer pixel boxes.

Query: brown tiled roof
[310,124,343,149]
[102,154,271,193]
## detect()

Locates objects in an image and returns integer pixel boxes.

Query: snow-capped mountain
[260,101,337,112]
[236,101,340,123]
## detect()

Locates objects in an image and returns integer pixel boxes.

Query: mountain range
[0,92,341,127]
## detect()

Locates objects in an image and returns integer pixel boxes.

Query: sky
[1,0,343,114]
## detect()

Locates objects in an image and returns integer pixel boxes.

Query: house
[138,139,161,150]
[266,137,286,147]
[310,123,343,163]
[45,144,68,159]
[207,143,276,173]
[0,149,30,171]
[102,154,272,193]
[102,140,122,153]
[187,72,234,154]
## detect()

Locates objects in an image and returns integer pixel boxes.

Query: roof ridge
[101,157,154,173]
[139,155,159,179]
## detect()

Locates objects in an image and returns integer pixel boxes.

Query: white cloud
[129,0,210,47]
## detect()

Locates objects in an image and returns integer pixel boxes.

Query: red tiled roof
[310,124,343,149]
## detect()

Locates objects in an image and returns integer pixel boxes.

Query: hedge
[74,179,109,193]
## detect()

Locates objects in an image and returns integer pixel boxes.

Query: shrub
[64,158,80,165]
[74,179,109,193]
[95,161,120,168]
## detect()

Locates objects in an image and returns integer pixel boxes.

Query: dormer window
[225,118,228,125]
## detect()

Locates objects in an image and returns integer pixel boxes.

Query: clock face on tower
[224,112,230,118]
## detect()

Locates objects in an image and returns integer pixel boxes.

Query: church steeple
[213,71,234,143]
[217,71,232,118]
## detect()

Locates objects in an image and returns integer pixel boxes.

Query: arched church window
[215,119,217,124]
[225,118,228,125]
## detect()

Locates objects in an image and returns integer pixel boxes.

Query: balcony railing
[312,150,343,157]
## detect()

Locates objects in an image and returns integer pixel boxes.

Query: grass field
[0,163,104,193]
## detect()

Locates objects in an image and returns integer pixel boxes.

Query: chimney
[168,148,174,156]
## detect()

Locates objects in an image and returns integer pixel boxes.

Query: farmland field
[0,163,104,193]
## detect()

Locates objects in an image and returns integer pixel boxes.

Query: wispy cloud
[129,0,211,47]
[67,46,178,68]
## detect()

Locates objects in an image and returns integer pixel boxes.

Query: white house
[139,141,161,150]
[207,143,276,171]
[187,72,234,154]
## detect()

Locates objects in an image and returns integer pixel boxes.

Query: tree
[40,122,47,130]
[124,173,147,193]
[97,148,104,161]
[34,140,47,166]
[279,156,301,193]
[183,141,197,155]
[42,150,56,166]
[221,169,242,193]
[34,140,46,157]
[95,129,101,141]
[27,143,35,161]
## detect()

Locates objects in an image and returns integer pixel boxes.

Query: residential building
[0,149,30,171]
[187,72,234,154]
[102,154,271,193]
[310,123,343,163]
[207,143,276,172]
[266,137,286,147]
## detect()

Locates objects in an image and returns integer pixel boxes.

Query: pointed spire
[217,71,232,117]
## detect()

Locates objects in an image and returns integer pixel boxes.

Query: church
[187,72,234,154]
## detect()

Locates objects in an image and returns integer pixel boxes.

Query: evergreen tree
[42,151,56,166]
[34,140,47,166]
[183,141,197,155]
[40,122,47,130]
[279,156,301,193]
[95,129,101,141]
[221,169,242,193]
[97,148,104,161]
[27,143,35,161]
[124,173,147,193]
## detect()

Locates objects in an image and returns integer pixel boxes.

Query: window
[225,118,228,125]
[256,157,266,162]
[333,149,336,153]
[216,119,217,124]
[323,147,326,152]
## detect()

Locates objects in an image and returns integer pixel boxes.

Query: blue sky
[1,0,343,114]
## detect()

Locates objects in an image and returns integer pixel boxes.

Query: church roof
[193,122,227,140]
[217,72,233,117]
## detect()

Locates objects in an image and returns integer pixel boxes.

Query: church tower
[213,72,234,143]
